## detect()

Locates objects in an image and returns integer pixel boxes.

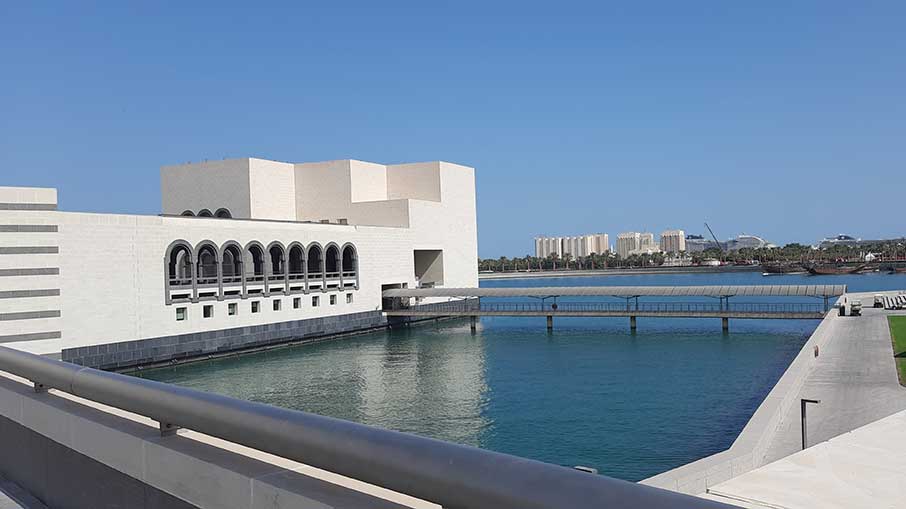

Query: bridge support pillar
[470,315,477,334]
[630,316,637,331]
[546,315,553,332]
[722,317,729,332]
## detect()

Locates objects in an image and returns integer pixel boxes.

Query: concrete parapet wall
[62,311,387,370]
[0,371,433,509]
[642,300,843,494]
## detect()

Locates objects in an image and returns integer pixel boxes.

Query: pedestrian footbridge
[382,285,847,331]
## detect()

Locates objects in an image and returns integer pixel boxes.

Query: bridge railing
[0,347,733,509]
[398,301,826,315]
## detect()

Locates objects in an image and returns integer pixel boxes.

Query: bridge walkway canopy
[381,285,848,299]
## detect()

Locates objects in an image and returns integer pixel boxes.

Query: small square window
[176,307,187,321]
[203,305,213,318]
[273,299,281,311]
[293,297,301,309]
[346,293,353,304]
[329,295,337,305]
[312,296,319,307]
[228,303,237,316]
[252,301,260,313]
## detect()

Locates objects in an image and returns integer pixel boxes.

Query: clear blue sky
[2,2,903,258]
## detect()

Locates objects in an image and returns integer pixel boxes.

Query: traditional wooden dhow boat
[806,263,866,275]
[761,262,806,274]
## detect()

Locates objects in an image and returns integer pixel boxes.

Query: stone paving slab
[703,409,906,508]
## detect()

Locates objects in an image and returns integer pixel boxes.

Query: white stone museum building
[0,157,478,369]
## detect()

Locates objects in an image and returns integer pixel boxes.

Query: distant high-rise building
[685,234,723,253]
[618,231,662,257]
[660,229,686,253]
[616,232,641,258]
[589,233,609,255]
[535,233,609,258]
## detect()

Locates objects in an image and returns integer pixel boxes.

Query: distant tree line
[477,240,906,272]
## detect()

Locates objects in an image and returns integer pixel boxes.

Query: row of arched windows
[180,208,232,218]
[165,239,358,304]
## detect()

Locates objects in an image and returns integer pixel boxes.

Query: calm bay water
[140,271,906,481]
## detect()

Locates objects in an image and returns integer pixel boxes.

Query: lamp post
[801,398,821,450]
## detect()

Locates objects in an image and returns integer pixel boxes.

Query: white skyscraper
[660,229,686,254]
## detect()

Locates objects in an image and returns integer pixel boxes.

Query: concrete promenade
[702,409,906,508]
[761,292,906,464]
[645,290,906,497]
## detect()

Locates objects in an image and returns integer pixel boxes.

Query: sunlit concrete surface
[702,409,906,508]
[643,290,906,495]
[760,293,906,464]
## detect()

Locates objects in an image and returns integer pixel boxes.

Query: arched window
[268,243,285,276]
[215,208,232,219]
[288,244,305,280]
[342,245,357,276]
[196,243,219,285]
[167,243,193,285]
[325,245,340,277]
[246,243,266,282]
[307,244,323,279]
[198,209,213,217]
[180,210,195,217]
[221,243,243,284]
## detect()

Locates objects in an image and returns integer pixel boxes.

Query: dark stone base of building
[62,311,388,371]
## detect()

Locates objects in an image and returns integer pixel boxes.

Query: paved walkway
[642,290,906,495]
[761,294,906,464]
[702,409,906,508]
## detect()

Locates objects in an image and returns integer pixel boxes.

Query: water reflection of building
[355,324,489,446]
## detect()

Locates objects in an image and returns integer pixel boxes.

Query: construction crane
[704,222,725,253]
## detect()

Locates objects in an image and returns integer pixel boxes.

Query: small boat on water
[761,262,805,274]
[762,271,807,276]
[806,263,866,275]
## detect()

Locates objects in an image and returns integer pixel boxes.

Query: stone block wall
[62,311,387,370]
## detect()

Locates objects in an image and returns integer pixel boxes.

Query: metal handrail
[0,347,731,509]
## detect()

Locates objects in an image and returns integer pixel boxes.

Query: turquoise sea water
[140,272,906,481]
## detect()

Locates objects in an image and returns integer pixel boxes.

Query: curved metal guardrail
[0,346,736,509]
